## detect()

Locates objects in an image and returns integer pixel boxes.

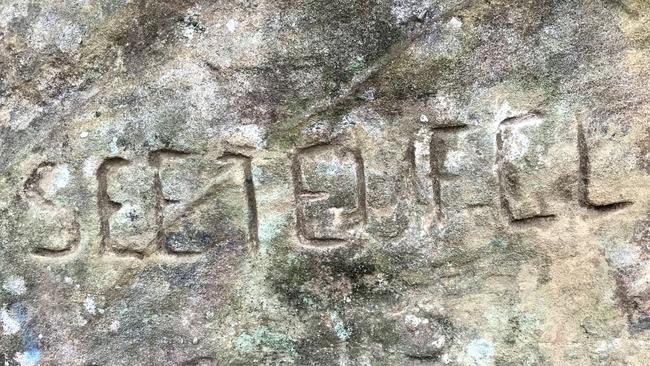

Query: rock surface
[1,0,649,365]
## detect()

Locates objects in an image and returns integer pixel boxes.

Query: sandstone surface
[1,1,650,365]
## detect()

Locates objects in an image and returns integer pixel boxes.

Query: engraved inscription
[293,145,367,246]
[497,115,556,222]
[410,124,492,224]
[22,112,645,261]
[156,151,258,254]
[410,128,435,207]
[24,162,80,257]
[430,126,466,220]
[577,120,634,211]
[97,151,259,258]
[411,125,470,222]
[98,158,158,257]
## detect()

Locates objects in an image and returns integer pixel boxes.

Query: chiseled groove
[96,157,130,256]
[576,119,633,212]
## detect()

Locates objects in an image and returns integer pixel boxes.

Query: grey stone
[0,0,649,365]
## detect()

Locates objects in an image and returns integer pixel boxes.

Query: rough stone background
[1,0,649,365]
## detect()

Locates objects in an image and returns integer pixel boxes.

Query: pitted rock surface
[1,1,649,365]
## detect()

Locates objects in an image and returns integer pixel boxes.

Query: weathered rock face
[1,0,649,365]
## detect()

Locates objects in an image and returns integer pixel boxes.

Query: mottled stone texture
[1,0,649,365]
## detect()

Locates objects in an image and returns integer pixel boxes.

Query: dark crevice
[352,148,368,225]
[510,214,557,226]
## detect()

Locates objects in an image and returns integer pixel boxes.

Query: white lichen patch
[82,157,100,179]
[444,150,467,174]
[109,320,120,333]
[503,129,530,160]
[595,338,622,357]
[13,350,40,366]
[404,314,429,329]
[182,26,195,41]
[448,17,463,30]
[1,307,20,335]
[109,136,121,155]
[460,339,495,366]
[603,240,641,269]
[2,275,26,295]
[84,297,97,315]
[52,164,71,192]
[500,116,543,160]
[226,19,240,33]
[32,163,72,200]
[329,311,350,341]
